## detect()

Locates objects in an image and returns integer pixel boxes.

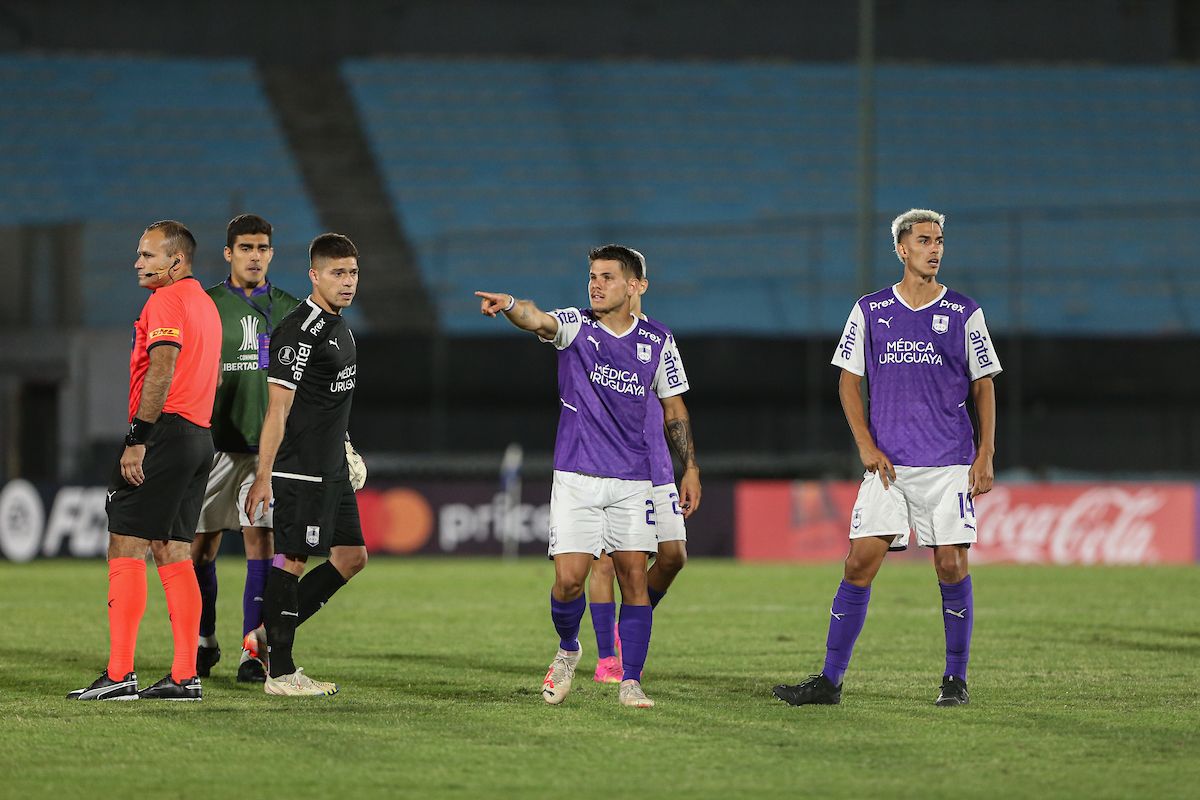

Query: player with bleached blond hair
[773,209,1001,708]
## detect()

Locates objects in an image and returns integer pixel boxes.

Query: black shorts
[272,476,363,557]
[106,413,214,542]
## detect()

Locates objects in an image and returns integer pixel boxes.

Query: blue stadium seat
[4,56,1197,334]
[343,59,1200,335]
[0,55,321,325]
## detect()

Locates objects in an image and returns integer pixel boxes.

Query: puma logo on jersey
[329,338,339,350]
[587,335,600,351]
[877,317,893,328]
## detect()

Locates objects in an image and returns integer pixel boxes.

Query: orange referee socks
[106,557,147,681]
[158,560,202,682]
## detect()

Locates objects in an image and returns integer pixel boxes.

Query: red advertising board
[735,480,1198,565]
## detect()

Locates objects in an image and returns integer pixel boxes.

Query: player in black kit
[244,233,365,697]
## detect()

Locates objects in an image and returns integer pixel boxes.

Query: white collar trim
[596,312,639,339]
[891,284,947,312]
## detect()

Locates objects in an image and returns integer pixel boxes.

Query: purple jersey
[641,315,681,487]
[831,285,1001,467]
[544,308,689,481]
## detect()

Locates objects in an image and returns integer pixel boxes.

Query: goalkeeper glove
[345,439,367,491]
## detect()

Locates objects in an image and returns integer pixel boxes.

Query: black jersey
[267,298,357,481]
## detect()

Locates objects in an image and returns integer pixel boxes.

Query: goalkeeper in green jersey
[191,214,301,682]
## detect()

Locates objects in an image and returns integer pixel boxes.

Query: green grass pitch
[1,558,1197,799]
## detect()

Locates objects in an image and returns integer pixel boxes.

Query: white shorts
[650,483,686,544]
[195,452,273,532]
[849,465,976,549]
[548,471,657,558]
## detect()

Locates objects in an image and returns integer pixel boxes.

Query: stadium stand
[0,55,321,325]
[344,59,1200,335]
[3,56,1197,334]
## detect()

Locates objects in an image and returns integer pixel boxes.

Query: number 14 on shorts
[956,492,976,520]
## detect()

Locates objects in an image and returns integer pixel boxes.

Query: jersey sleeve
[267,321,310,391]
[652,335,690,399]
[965,308,1002,380]
[830,302,866,375]
[143,289,186,351]
[540,307,584,350]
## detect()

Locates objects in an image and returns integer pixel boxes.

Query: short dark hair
[309,232,358,264]
[226,214,273,249]
[146,220,196,263]
[588,244,644,280]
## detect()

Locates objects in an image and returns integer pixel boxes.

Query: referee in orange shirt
[68,220,222,701]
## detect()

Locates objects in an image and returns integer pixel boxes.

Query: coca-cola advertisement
[735,480,1198,565]
[973,484,1196,565]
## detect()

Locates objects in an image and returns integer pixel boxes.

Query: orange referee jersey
[128,276,222,427]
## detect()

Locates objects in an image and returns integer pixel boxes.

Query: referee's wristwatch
[125,418,154,447]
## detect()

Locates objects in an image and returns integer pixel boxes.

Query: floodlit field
[1,558,1197,799]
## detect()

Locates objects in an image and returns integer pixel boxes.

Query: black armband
[124,417,155,446]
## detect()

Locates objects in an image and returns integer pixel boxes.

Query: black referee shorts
[106,413,214,542]
[272,476,363,557]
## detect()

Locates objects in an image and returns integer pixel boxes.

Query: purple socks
[823,579,871,685]
[243,558,271,636]
[940,575,974,681]
[591,602,617,658]
[550,592,586,651]
[647,587,666,609]
[618,604,653,681]
[195,560,218,638]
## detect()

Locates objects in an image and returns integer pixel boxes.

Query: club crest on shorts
[851,507,863,530]
[636,342,652,363]
[932,314,949,334]
[548,526,558,547]
[305,525,320,546]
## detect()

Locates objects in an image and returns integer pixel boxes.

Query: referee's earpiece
[145,258,180,281]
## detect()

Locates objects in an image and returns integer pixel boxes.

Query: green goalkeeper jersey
[207,278,302,453]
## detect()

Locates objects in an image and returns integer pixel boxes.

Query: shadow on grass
[352,649,789,690]
[1076,626,1200,656]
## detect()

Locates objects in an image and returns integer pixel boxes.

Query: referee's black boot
[935,675,969,706]
[67,670,139,701]
[138,674,202,701]
[196,643,221,677]
[772,673,842,706]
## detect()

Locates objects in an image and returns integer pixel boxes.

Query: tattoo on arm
[505,298,557,338]
[666,417,697,469]
[136,349,176,422]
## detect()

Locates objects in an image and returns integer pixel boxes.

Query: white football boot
[541,645,582,705]
[264,667,339,697]
[618,679,655,708]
